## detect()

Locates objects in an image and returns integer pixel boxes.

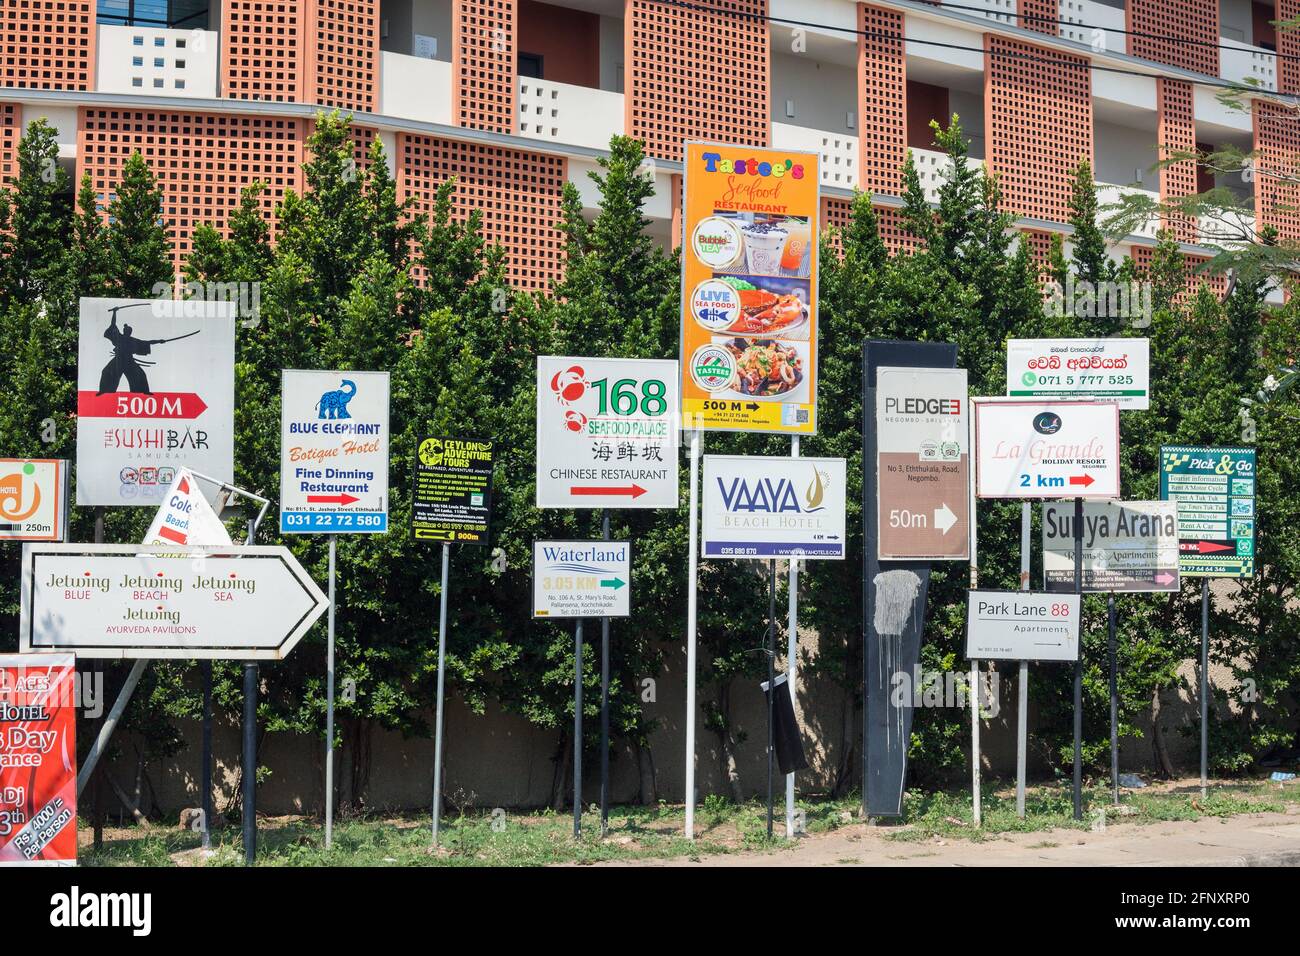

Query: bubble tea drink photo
[741,219,788,275]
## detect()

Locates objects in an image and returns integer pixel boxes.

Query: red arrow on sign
[570,484,648,499]
[1068,474,1095,487]
[1181,540,1235,554]
[77,391,209,419]
[1154,571,1176,585]
[307,493,360,505]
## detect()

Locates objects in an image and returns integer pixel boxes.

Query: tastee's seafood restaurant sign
[679,143,819,434]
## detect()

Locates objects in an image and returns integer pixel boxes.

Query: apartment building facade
[0,0,1293,292]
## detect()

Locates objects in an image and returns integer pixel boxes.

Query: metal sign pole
[431,541,450,845]
[684,428,700,840]
[1201,578,1209,799]
[201,660,212,849]
[1017,502,1030,819]
[969,406,981,827]
[574,618,584,839]
[325,534,337,849]
[1072,496,1084,821]
[600,511,611,837]
[767,559,776,840]
[1109,591,1119,806]
[785,434,800,838]
[242,661,257,864]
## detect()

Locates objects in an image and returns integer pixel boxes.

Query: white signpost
[701,455,847,559]
[532,541,631,618]
[535,357,679,509]
[965,590,1081,662]
[974,399,1120,499]
[0,459,68,541]
[280,369,390,533]
[1042,500,1179,593]
[77,298,235,506]
[19,543,327,660]
[1007,338,1150,410]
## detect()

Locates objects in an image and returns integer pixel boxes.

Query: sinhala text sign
[280,370,390,533]
[702,455,847,559]
[680,143,819,434]
[77,297,235,506]
[532,540,631,618]
[974,399,1120,499]
[875,367,970,560]
[1042,500,1179,593]
[965,590,1081,662]
[412,437,494,544]
[1007,338,1150,410]
[20,544,328,659]
[0,460,68,542]
[536,357,679,509]
[1160,445,1256,578]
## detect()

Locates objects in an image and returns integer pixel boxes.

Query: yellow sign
[679,143,819,434]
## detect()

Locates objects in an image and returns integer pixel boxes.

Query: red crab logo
[550,365,587,404]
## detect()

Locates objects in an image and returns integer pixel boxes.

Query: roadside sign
[77,297,235,506]
[702,455,846,559]
[0,653,77,865]
[965,590,1081,662]
[0,460,68,542]
[412,437,493,544]
[974,399,1120,499]
[1007,338,1150,410]
[1042,500,1179,592]
[536,357,678,509]
[20,544,328,660]
[532,540,631,618]
[1159,446,1256,578]
[280,370,390,533]
[875,367,969,560]
[142,468,232,547]
[680,143,819,434]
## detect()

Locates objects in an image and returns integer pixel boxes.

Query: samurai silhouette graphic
[95,303,200,395]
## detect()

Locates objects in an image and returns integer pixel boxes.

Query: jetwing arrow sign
[875,367,970,560]
[19,543,328,660]
[974,399,1120,499]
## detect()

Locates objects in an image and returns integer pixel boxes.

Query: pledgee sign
[680,143,819,434]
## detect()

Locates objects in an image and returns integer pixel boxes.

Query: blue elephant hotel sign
[279,370,390,533]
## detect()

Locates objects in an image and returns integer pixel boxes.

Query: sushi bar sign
[680,142,820,435]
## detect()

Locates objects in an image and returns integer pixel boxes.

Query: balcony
[1220,38,1277,91]
[771,123,859,189]
[517,78,623,151]
[378,52,453,125]
[95,25,218,97]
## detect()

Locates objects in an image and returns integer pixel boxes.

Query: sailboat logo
[804,467,827,513]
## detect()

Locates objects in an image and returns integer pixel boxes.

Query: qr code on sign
[783,406,809,426]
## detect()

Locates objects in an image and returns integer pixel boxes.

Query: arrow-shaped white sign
[934,503,958,535]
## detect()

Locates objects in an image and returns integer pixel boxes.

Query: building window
[133,36,144,46]
[175,60,185,69]
[175,79,185,89]
[131,77,143,87]
[154,57,164,67]
[153,78,164,87]
[132,56,143,66]
[518,53,544,80]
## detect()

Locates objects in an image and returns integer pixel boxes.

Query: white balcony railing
[1220,38,1277,91]
[96,25,218,97]
[517,79,623,152]
[770,122,859,189]
[1059,0,1126,54]
[379,52,453,125]
[911,147,984,204]
[963,0,1016,27]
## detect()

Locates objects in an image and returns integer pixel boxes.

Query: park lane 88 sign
[702,455,847,559]
[77,297,235,506]
[280,370,390,533]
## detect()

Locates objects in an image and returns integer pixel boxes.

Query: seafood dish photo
[723,338,805,398]
[718,276,809,336]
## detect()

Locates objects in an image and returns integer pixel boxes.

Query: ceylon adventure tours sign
[679,143,819,434]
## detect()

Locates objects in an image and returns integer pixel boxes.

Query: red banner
[0,654,77,865]
[77,391,208,420]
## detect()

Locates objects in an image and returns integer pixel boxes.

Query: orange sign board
[679,143,819,434]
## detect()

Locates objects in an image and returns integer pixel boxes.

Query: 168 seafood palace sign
[77,298,235,506]
[1042,500,1179,592]
[702,455,847,559]
[20,544,328,660]
[535,357,679,509]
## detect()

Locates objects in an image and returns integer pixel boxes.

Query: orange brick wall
[78,109,305,274]
[984,34,1092,223]
[1130,244,1230,302]
[1279,0,1300,94]
[305,0,377,113]
[0,0,95,90]
[1158,79,1197,243]
[453,0,517,133]
[1254,100,1300,242]
[1018,0,1057,35]
[857,4,906,196]
[1127,0,1218,76]
[397,134,566,290]
[0,101,18,184]
[626,0,768,162]
[221,0,307,102]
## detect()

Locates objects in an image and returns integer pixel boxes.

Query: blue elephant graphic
[315,379,358,419]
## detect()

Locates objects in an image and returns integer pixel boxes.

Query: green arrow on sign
[599,577,625,590]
